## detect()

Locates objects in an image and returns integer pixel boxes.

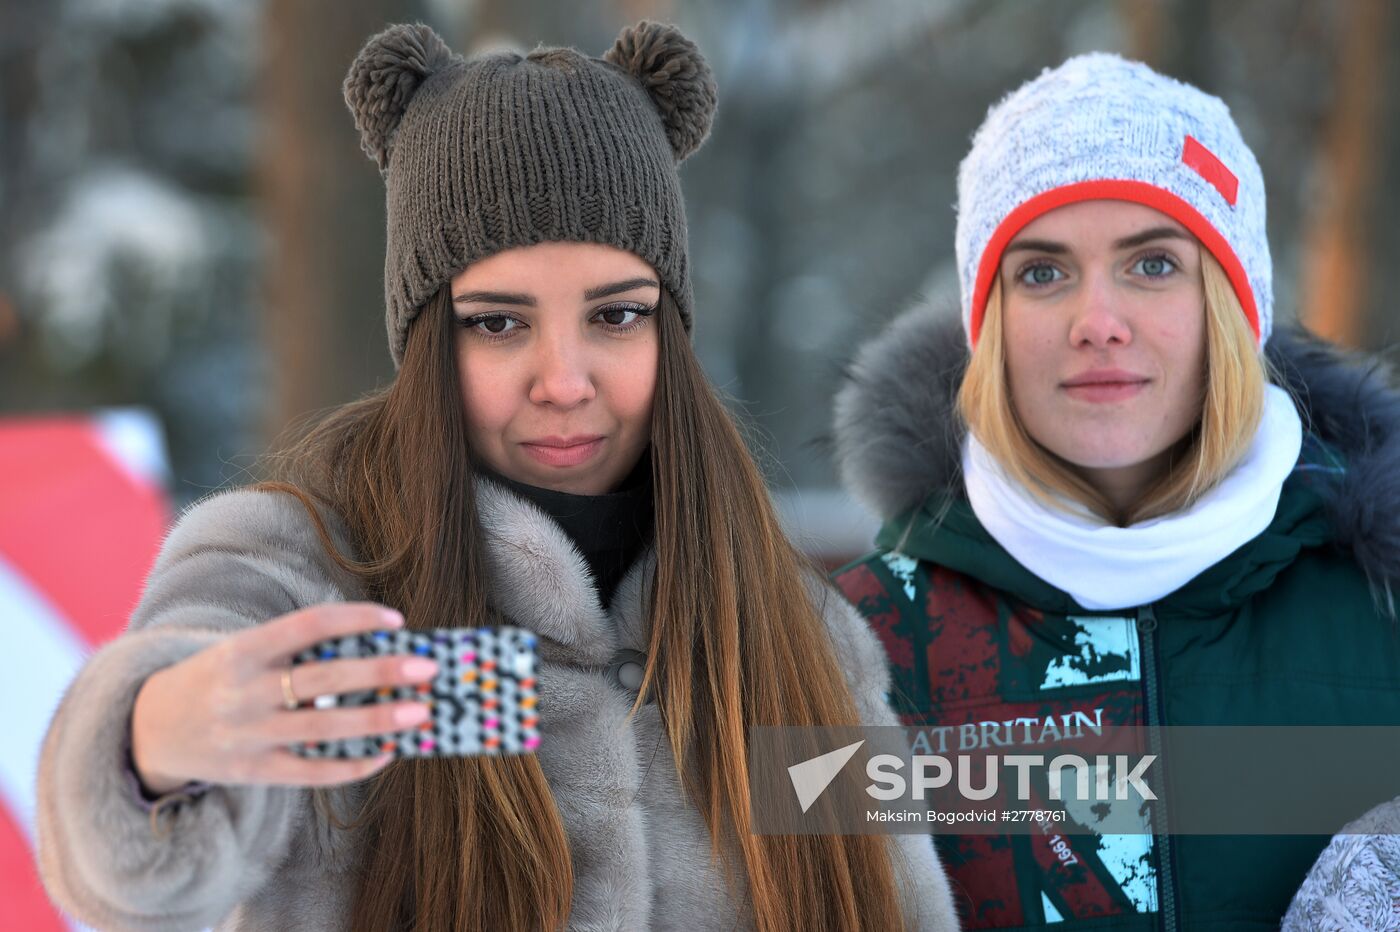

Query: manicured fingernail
[381,609,404,627]
[394,704,430,726]
[403,658,437,679]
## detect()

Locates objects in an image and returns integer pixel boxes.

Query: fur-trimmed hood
[832,303,1400,596]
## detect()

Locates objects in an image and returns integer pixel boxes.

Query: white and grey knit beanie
[954,52,1271,347]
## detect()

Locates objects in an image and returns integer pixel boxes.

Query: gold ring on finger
[280,666,301,711]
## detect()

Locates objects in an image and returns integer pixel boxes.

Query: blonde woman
[36,21,958,932]
[833,53,1400,930]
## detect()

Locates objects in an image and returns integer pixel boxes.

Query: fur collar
[831,303,1400,598]
[474,478,639,666]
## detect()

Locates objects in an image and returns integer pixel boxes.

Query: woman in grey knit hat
[34,20,958,932]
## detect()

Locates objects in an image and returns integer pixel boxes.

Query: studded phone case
[290,626,540,759]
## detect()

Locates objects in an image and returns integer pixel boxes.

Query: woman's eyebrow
[1113,226,1191,249]
[1004,239,1068,256]
[583,278,660,300]
[1004,227,1191,257]
[453,290,536,306]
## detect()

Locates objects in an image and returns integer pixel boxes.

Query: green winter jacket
[830,308,1400,932]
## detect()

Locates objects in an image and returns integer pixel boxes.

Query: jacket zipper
[1136,603,1177,932]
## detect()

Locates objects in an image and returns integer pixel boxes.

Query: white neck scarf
[961,384,1304,610]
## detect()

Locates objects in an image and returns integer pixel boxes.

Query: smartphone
[290,625,540,759]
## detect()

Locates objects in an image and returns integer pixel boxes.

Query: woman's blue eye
[1019,263,1063,287]
[1134,254,1176,277]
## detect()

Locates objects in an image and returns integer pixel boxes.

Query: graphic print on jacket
[832,307,1400,932]
[836,555,1156,928]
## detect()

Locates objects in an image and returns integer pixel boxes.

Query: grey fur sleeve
[807,573,962,931]
[35,488,360,931]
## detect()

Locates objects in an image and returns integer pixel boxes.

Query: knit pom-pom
[604,21,716,162]
[344,23,457,171]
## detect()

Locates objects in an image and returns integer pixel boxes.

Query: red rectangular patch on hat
[1182,135,1238,206]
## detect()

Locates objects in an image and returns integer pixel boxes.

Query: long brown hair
[256,285,908,930]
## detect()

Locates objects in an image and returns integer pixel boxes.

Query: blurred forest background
[2,0,1397,552]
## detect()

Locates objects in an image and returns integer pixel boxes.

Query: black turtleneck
[479,453,654,610]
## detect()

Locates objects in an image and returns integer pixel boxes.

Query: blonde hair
[957,249,1266,526]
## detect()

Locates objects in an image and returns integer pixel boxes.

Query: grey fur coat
[35,480,959,931]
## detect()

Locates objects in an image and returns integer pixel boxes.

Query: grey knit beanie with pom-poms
[343,21,717,367]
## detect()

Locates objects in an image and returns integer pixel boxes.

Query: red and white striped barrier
[0,410,170,930]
